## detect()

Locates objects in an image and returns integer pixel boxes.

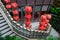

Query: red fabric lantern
[40,22,45,26]
[11,2,18,8]
[45,19,49,24]
[25,21,30,26]
[44,24,48,27]
[40,15,47,20]
[4,0,10,4]
[24,6,32,29]
[13,16,19,21]
[24,21,31,29]
[38,25,46,30]
[12,10,18,15]
[38,14,48,30]
[24,15,31,20]
[6,4,11,9]
[46,14,51,20]
[24,6,32,13]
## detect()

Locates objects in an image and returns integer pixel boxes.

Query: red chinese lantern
[6,4,11,9]
[40,22,45,26]
[4,0,10,4]
[24,15,31,20]
[25,21,30,26]
[40,15,47,21]
[24,6,32,13]
[44,24,48,27]
[13,16,19,21]
[45,19,49,24]
[38,14,48,30]
[24,21,31,29]
[11,2,18,8]
[24,6,32,29]
[12,10,18,15]
[38,25,46,30]
[46,14,51,20]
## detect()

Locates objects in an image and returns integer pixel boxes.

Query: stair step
[0,22,7,27]
[1,28,11,34]
[0,25,9,31]
[0,23,8,28]
[0,7,15,37]
[0,19,6,24]
[10,33,15,36]
[0,17,4,20]
[0,14,2,17]
[2,31,13,37]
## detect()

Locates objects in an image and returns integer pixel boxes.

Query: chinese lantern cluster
[24,6,32,29]
[11,1,18,8]
[4,0,18,9]
[12,9,19,21]
[3,0,52,30]
[12,1,19,21]
[4,0,11,9]
[38,14,51,30]
[4,0,19,21]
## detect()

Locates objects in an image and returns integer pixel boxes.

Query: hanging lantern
[24,15,31,20]
[6,4,11,9]
[24,6,32,13]
[24,21,31,29]
[12,9,18,15]
[40,14,47,21]
[38,14,47,30]
[13,16,19,21]
[11,2,18,8]
[24,6,32,29]
[40,22,45,26]
[4,0,10,4]
[25,21,30,26]
[44,24,48,27]
[38,25,46,30]
[46,14,51,20]
[45,19,49,24]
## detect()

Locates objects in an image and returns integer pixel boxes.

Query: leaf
[46,35,53,40]
[5,35,13,40]
[13,36,24,40]
[0,37,4,40]
[50,7,56,13]
[58,36,60,40]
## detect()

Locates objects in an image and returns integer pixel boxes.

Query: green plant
[50,7,60,14]
[0,33,4,40]
[0,33,60,40]
[46,36,53,40]
[50,7,60,33]
[0,33,24,40]
[0,37,4,40]
[53,37,58,40]
[45,36,60,40]
[5,35,24,40]
[5,35,13,40]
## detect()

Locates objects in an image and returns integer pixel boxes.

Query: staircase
[0,8,15,37]
[0,1,59,40]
